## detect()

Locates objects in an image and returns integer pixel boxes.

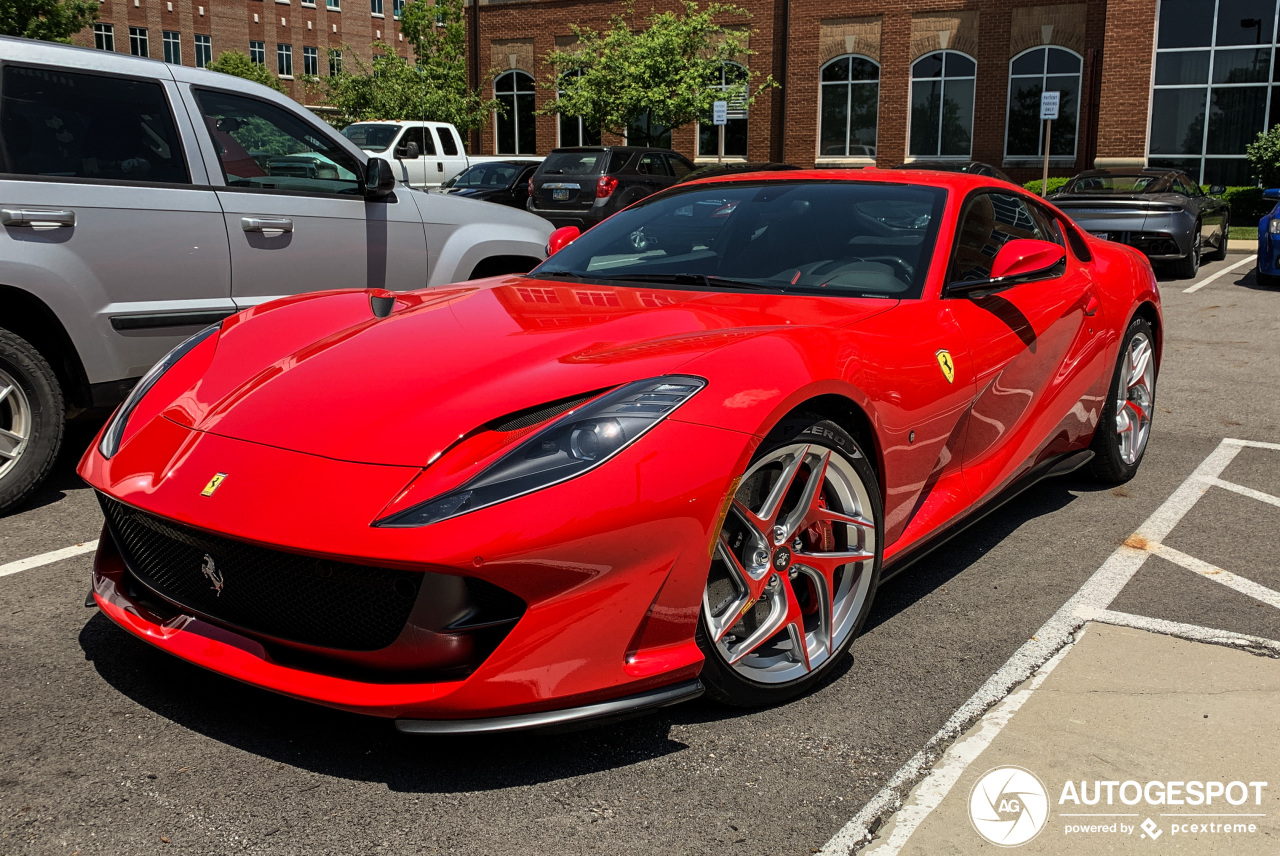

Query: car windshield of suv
[452,162,519,188]
[340,124,400,151]
[1062,174,1165,194]
[532,181,947,299]
[540,151,605,175]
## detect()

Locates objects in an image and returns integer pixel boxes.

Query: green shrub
[1246,124,1280,188]
[1022,177,1071,196]
[1202,186,1271,225]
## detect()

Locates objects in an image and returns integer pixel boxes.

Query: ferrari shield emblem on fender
[936,350,955,384]
[201,472,228,497]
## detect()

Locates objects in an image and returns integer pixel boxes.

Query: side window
[435,127,458,156]
[638,153,670,176]
[194,88,361,196]
[950,192,1047,282]
[607,150,630,173]
[0,65,188,184]
[1028,201,1064,247]
[666,154,693,179]
[410,127,436,156]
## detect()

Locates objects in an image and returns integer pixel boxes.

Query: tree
[0,0,97,42]
[1246,124,1280,189]
[325,0,497,132]
[207,50,286,94]
[540,1,773,141]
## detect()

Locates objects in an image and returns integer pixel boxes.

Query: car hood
[167,279,893,467]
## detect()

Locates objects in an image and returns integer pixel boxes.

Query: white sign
[712,100,728,126]
[1040,91,1060,121]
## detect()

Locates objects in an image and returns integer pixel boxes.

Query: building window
[129,27,149,58]
[94,23,114,52]
[1005,47,1082,161]
[277,43,293,77]
[909,50,976,158]
[392,0,403,17]
[250,41,265,65]
[303,46,318,77]
[329,49,343,76]
[370,0,383,16]
[194,34,212,68]
[557,69,601,147]
[819,54,880,158]
[162,31,181,64]
[494,70,536,155]
[1149,0,1279,185]
[697,62,749,158]
[627,110,671,148]
[327,0,340,8]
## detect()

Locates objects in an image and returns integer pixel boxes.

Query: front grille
[99,494,419,651]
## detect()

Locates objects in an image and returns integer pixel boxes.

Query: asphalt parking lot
[2,253,1278,856]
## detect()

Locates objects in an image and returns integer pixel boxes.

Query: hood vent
[487,389,605,433]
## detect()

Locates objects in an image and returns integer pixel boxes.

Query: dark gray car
[1049,169,1230,278]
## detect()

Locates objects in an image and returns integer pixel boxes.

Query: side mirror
[394,141,420,160]
[546,225,581,256]
[364,157,396,198]
[1264,188,1280,201]
[1208,184,1226,195]
[947,239,1066,296]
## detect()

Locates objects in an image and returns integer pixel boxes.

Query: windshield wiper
[599,273,773,292]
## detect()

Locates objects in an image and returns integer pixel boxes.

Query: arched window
[494,70,535,155]
[819,54,880,158]
[909,50,976,158]
[557,69,601,147]
[1005,46,1082,159]
[697,62,749,158]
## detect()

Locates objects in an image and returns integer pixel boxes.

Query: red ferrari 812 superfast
[80,170,1161,733]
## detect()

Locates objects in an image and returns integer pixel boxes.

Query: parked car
[441,160,541,210]
[1049,169,1230,278]
[340,120,543,190]
[0,36,552,514]
[891,161,1014,183]
[81,169,1160,732]
[1257,188,1280,287]
[678,162,799,183]
[527,146,696,230]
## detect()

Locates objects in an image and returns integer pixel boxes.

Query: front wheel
[1205,216,1228,261]
[698,417,883,707]
[1090,317,1156,483]
[0,329,65,515]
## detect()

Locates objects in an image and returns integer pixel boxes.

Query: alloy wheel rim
[1115,332,1154,466]
[702,443,877,684]
[0,368,31,481]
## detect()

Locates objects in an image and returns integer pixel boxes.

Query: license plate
[552,188,570,201]
[1090,231,1110,240]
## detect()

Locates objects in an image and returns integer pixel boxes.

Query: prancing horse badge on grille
[201,553,224,596]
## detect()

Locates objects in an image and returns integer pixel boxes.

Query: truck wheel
[0,329,65,515]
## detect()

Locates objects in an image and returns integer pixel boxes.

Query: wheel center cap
[772,547,792,571]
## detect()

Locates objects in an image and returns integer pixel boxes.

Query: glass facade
[1150,0,1280,184]
[909,51,976,158]
[818,55,880,158]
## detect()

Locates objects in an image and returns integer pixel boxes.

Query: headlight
[1270,218,1280,235]
[375,375,706,527]
[98,324,221,458]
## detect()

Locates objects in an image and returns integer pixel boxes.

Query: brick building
[75,0,1280,184]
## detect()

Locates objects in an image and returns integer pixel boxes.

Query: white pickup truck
[340,121,541,189]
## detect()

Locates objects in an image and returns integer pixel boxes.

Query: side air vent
[486,390,604,433]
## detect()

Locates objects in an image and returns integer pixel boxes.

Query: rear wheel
[1090,317,1156,484]
[1172,224,1201,279]
[698,417,883,706]
[0,329,65,515]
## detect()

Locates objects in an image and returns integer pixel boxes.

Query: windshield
[452,162,520,188]
[532,180,947,299]
[340,123,400,151]
[1062,174,1168,195]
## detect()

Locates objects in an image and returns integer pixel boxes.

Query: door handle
[437,162,444,172]
[1084,292,1100,317]
[241,217,294,233]
[2,208,76,227]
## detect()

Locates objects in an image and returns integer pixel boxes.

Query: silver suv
[0,37,551,513]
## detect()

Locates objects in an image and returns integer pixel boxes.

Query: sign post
[1039,91,1060,197]
[713,100,728,163]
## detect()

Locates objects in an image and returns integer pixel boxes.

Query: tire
[1205,216,1228,261]
[1089,316,1156,484]
[1257,268,1280,288]
[1172,224,1201,279]
[697,416,884,707]
[0,329,65,515]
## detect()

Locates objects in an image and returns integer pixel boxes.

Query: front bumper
[1259,225,1280,277]
[81,415,750,724]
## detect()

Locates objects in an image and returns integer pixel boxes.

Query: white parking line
[1147,540,1280,610]
[1086,608,1280,657]
[1206,476,1280,510]
[820,438,1248,856]
[0,540,98,578]
[1182,255,1254,293]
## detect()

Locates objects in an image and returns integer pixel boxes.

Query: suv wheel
[0,330,65,515]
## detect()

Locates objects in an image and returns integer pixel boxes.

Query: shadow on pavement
[8,415,108,515]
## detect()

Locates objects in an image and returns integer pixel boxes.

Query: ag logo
[201,553,224,596]
[936,349,956,384]
[969,766,1049,847]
